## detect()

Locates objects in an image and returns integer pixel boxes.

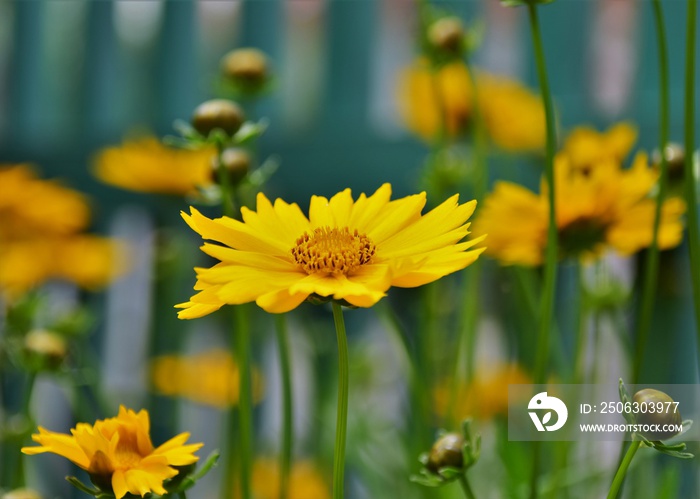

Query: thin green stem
[10,372,37,489]
[236,305,253,499]
[684,0,700,380]
[573,263,588,384]
[526,5,558,499]
[275,314,293,499]
[607,440,641,499]
[527,1,558,387]
[331,302,349,499]
[217,140,236,218]
[632,0,670,385]
[178,492,188,499]
[459,474,477,499]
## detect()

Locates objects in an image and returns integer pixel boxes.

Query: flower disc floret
[292,226,376,276]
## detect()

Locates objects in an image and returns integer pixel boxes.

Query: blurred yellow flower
[474,153,685,265]
[240,459,329,499]
[93,136,216,195]
[561,122,638,172]
[0,164,90,238]
[151,349,265,408]
[0,235,126,298]
[177,183,484,317]
[397,60,545,152]
[22,406,202,499]
[434,364,530,420]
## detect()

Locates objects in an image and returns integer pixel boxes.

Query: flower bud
[191,99,245,137]
[2,489,43,499]
[212,148,250,184]
[221,48,269,90]
[24,329,66,368]
[426,433,464,472]
[632,388,682,440]
[428,17,464,55]
[652,143,685,183]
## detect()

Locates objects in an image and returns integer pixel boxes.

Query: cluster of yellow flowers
[474,123,686,264]
[398,59,546,152]
[151,349,265,408]
[0,164,125,298]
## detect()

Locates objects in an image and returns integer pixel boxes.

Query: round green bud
[212,147,251,185]
[652,143,685,182]
[426,433,464,473]
[191,99,245,137]
[632,388,682,441]
[24,329,66,368]
[221,48,269,89]
[428,17,464,55]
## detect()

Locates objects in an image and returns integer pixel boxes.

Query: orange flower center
[291,226,376,275]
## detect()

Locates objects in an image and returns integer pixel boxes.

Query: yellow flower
[0,164,90,238]
[243,459,329,499]
[434,364,530,421]
[0,235,126,298]
[398,59,473,141]
[93,136,216,195]
[22,406,202,499]
[397,60,545,151]
[151,349,265,408]
[177,183,484,317]
[477,73,546,152]
[474,153,686,265]
[561,122,638,172]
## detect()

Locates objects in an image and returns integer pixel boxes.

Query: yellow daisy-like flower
[93,136,216,195]
[0,235,125,298]
[434,364,530,421]
[22,406,202,499]
[397,59,545,152]
[561,122,638,172]
[241,459,329,499]
[474,153,685,265]
[151,349,265,408]
[0,164,90,238]
[177,184,484,317]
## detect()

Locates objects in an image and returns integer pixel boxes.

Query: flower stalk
[632,0,670,385]
[606,440,641,499]
[526,4,558,499]
[331,302,350,499]
[275,314,293,499]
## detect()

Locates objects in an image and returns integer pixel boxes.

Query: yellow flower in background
[434,364,530,421]
[0,235,126,298]
[177,183,484,317]
[474,153,685,265]
[151,349,265,408]
[240,459,329,499]
[22,406,202,499]
[397,60,545,152]
[561,122,638,172]
[94,136,216,195]
[398,59,473,141]
[0,164,90,238]
[478,73,546,152]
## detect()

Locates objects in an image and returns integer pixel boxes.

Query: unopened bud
[221,48,269,90]
[426,433,464,472]
[24,329,66,368]
[191,99,245,137]
[428,17,464,55]
[212,148,251,184]
[633,388,682,440]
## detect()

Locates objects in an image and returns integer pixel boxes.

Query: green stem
[459,474,477,499]
[275,314,293,499]
[526,5,558,499]
[527,0,558,388]
[217,140,236,218]
[607,440,641,499]
[684,0,700,380]
[573,263,588,384]
[632,0,670,385]
[331,302,349,499]
[10,372,37,489]
[236,305,253,499]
